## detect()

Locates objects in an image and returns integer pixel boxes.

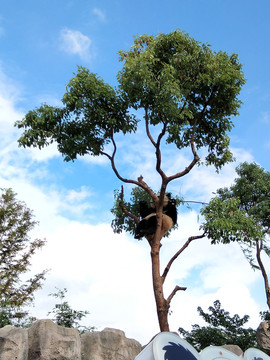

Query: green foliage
[111,187,182,237]
[16,67,137,161]
[48,288,95,333]
[16,30,245,170]
[178,300,257,351]
[111,187,149,236]
[201,196,263,245]
[260,310,270,321]
[201,162,270,265]
[118,30,245,170]
[0,188,47,326]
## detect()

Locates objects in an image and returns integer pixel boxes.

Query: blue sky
[1,0,270,345]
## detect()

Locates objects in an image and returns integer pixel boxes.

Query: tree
[178,300,257,351]
[201,162,270,309]
[15,30,245,331]
[48,288,95,333]
[0,188,47,326]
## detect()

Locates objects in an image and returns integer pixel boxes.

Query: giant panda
[134,193,177,241]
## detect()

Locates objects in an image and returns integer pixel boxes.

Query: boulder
[81,327,142,360]
[0,325,28,360]
[221,344,243,356]
[28,319,81,360]
[256,321,270,350]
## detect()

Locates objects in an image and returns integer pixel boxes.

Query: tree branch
[155,121,167,181]
[119,186,140,224]
[145,109,168,182]
[167,285,187,306]
[167,114,200,182]
[162,233,205,283]
[100,135,148,190]
[145,109,157,148]
[167,89,216,183]
[256,239,270,309]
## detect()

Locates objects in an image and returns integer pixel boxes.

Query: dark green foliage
[0,188,46,327]
[260,310,270,321]
[48,288,95,333]
[178,300,257,351]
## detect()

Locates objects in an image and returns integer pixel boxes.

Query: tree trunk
[150,235,170,332]
[256,240,270,310]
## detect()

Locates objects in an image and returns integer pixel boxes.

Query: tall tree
[179,300,257,351]
[15,30,245,331]
[201,162,270,309]
[0,188,47,326]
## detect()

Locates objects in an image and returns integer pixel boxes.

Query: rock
[81,327,142,360]
[256,321,270,350]
[221,344,243,356]
[28,319,81,360]
[0,325,28,360]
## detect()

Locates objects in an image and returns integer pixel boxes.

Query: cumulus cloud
[59,28,92,60]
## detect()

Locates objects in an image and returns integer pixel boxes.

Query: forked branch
[162,233,205,283]
[101,134,151,193]
[167,285,187,306]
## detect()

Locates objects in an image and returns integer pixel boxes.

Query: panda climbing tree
[134,192,177,242]
[15,30,245,332]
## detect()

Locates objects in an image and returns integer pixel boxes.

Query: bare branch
[145,109,168,182]
[256,239,270,309]
[167,89,217,183]
[162,233,205,283]
[119,186,140,224]
[145,109,156,147]
[100,135,145,189]
[167,285,187,306]
[155,121,168,181]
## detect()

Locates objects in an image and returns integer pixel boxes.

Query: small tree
[0,188,47,326]
[48,288,95,333]
[201,162,270,310]
[179,300,257,351]
[15,30,245,331]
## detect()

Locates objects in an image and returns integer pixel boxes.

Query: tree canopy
[201,162,270,308]
[16,30,245,172]
[0,188,47,326]
[179,300,257,351]
[15,29,246,332]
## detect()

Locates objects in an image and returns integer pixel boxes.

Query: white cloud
[92,8,106,22]
[59,28,92,60]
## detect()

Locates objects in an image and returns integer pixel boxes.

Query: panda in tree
[134,193,177,241]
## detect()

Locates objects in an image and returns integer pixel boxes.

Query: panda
[134,193,177,241]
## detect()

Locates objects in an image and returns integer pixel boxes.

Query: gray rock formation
[28,319,81,360]
[256,321,270,350]
[81,327,142,360]
[0,325,28,360]
[0,320,141,360]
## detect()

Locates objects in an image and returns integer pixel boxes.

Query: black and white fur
[134,193,177,240]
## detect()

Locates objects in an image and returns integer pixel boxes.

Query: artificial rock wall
[1,319,270,360]
[0,319,142,360]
